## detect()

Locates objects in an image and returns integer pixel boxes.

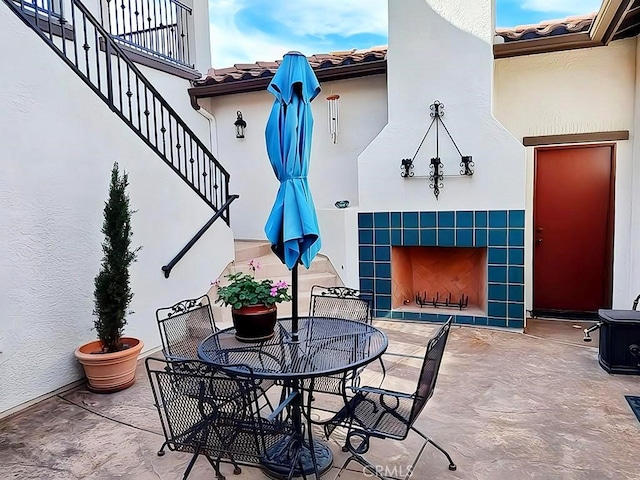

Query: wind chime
[327,94,340,144]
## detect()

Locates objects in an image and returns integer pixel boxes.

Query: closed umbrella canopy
[264,52,322,271]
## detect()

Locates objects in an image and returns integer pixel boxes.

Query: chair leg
[182,450,201,480]
[411,426,457,471]
[205,455,227,480]
[427,438,457,471]
[334,453,387,480]
[157,440,168,456]
[258,385,275,412]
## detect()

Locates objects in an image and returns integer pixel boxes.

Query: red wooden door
[533,145,614,315]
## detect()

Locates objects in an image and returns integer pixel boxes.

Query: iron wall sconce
[430,157,444,199]
[400,158,414,177]
[400,100,474,199]
[234,110,246,138]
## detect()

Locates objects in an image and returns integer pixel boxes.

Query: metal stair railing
[102,0,194,69]
[4,0,233,224]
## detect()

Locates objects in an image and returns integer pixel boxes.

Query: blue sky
[208,0,603,68]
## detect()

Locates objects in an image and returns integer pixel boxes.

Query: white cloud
[208,0,288,68]
[273,0,387,38]
[520,0,602,13]
[208,0,387,68]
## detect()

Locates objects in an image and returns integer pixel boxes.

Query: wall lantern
[400,100,474,199]
[234,110,247,138]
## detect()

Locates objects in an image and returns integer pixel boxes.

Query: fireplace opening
[391,246,488,316]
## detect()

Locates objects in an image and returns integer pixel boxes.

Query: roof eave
[188,58,387,104]
[494,32,600,59]
[495,0,635,58]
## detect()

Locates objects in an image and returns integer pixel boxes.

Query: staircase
[209,241,343,327]
[2,0,233,222]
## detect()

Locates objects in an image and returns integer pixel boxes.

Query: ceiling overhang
[495,0,637,58]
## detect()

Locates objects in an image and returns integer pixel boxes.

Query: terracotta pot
[74,337,144,393]
[231,304,277,343]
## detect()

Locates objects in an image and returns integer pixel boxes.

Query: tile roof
[189,15,597,98]
[194,46,388,86]
[496,13,596,42]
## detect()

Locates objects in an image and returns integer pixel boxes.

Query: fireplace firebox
[358,210,526,328]
[392,246,487,316]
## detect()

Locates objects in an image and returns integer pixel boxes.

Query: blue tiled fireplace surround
[358,210,525,329]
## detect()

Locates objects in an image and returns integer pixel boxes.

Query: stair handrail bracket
[162,195,239,278]
[4,0,231,220]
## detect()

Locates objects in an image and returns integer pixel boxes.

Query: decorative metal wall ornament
[327,94,340,144]
[430,157,444,199]
[400,100,474,199]
[460,155,475,176]
[234,111,247,138]
[400,158,414,177]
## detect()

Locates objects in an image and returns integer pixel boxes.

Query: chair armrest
[349,385,413,399]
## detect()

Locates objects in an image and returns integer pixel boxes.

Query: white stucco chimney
[358,0,525,211]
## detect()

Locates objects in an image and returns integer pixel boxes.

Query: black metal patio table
[198,316,388,479]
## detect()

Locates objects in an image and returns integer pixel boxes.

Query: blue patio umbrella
[264,51,322,338]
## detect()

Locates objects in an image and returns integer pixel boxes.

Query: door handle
[536,227,544,233]
[536,238,543,245]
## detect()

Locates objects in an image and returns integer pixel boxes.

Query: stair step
[211,240,343,328]
[229,256,333,280]
[234,240,273,262]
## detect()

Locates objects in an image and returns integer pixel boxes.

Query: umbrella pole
[292,262,299,341]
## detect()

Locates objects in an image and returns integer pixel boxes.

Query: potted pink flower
[215,260,291,342]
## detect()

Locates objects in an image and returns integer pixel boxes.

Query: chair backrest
[309,285,372,324]
[156,295,218,360]
[409,317,453,425]
[146,358,271,463]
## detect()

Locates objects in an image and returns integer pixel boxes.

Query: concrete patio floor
[1,320,639,480]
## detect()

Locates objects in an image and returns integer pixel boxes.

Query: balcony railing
[102,0,193,68]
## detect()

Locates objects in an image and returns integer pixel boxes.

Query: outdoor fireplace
[392,246,487,316]
[358,210,525,328]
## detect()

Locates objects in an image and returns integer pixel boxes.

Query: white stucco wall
[316,208,360,288]
[494,38,638,310]
[629,43,640,307]
[358,0,525,212]
[0,2,233,415]
[140,65,213,150]
[190,0,212,74]
[202,75,388,240]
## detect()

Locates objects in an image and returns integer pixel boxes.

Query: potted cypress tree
[74,163,143,392]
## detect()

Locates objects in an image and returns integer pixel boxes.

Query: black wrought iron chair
[156,295,219,361]
[146,358,291,480]
[309,285,372,324]
[155,295,276,455]
[325,317,457,480]
[304,286,383,410]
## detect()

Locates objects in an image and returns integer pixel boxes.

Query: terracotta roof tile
[194,46,388,87]
[193,17,594,88]
[496,13,595,42]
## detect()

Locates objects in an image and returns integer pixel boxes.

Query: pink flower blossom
[248,259,262,271]
[270,287,279,297]
[272,280,288,289]
[211,278,220,287]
